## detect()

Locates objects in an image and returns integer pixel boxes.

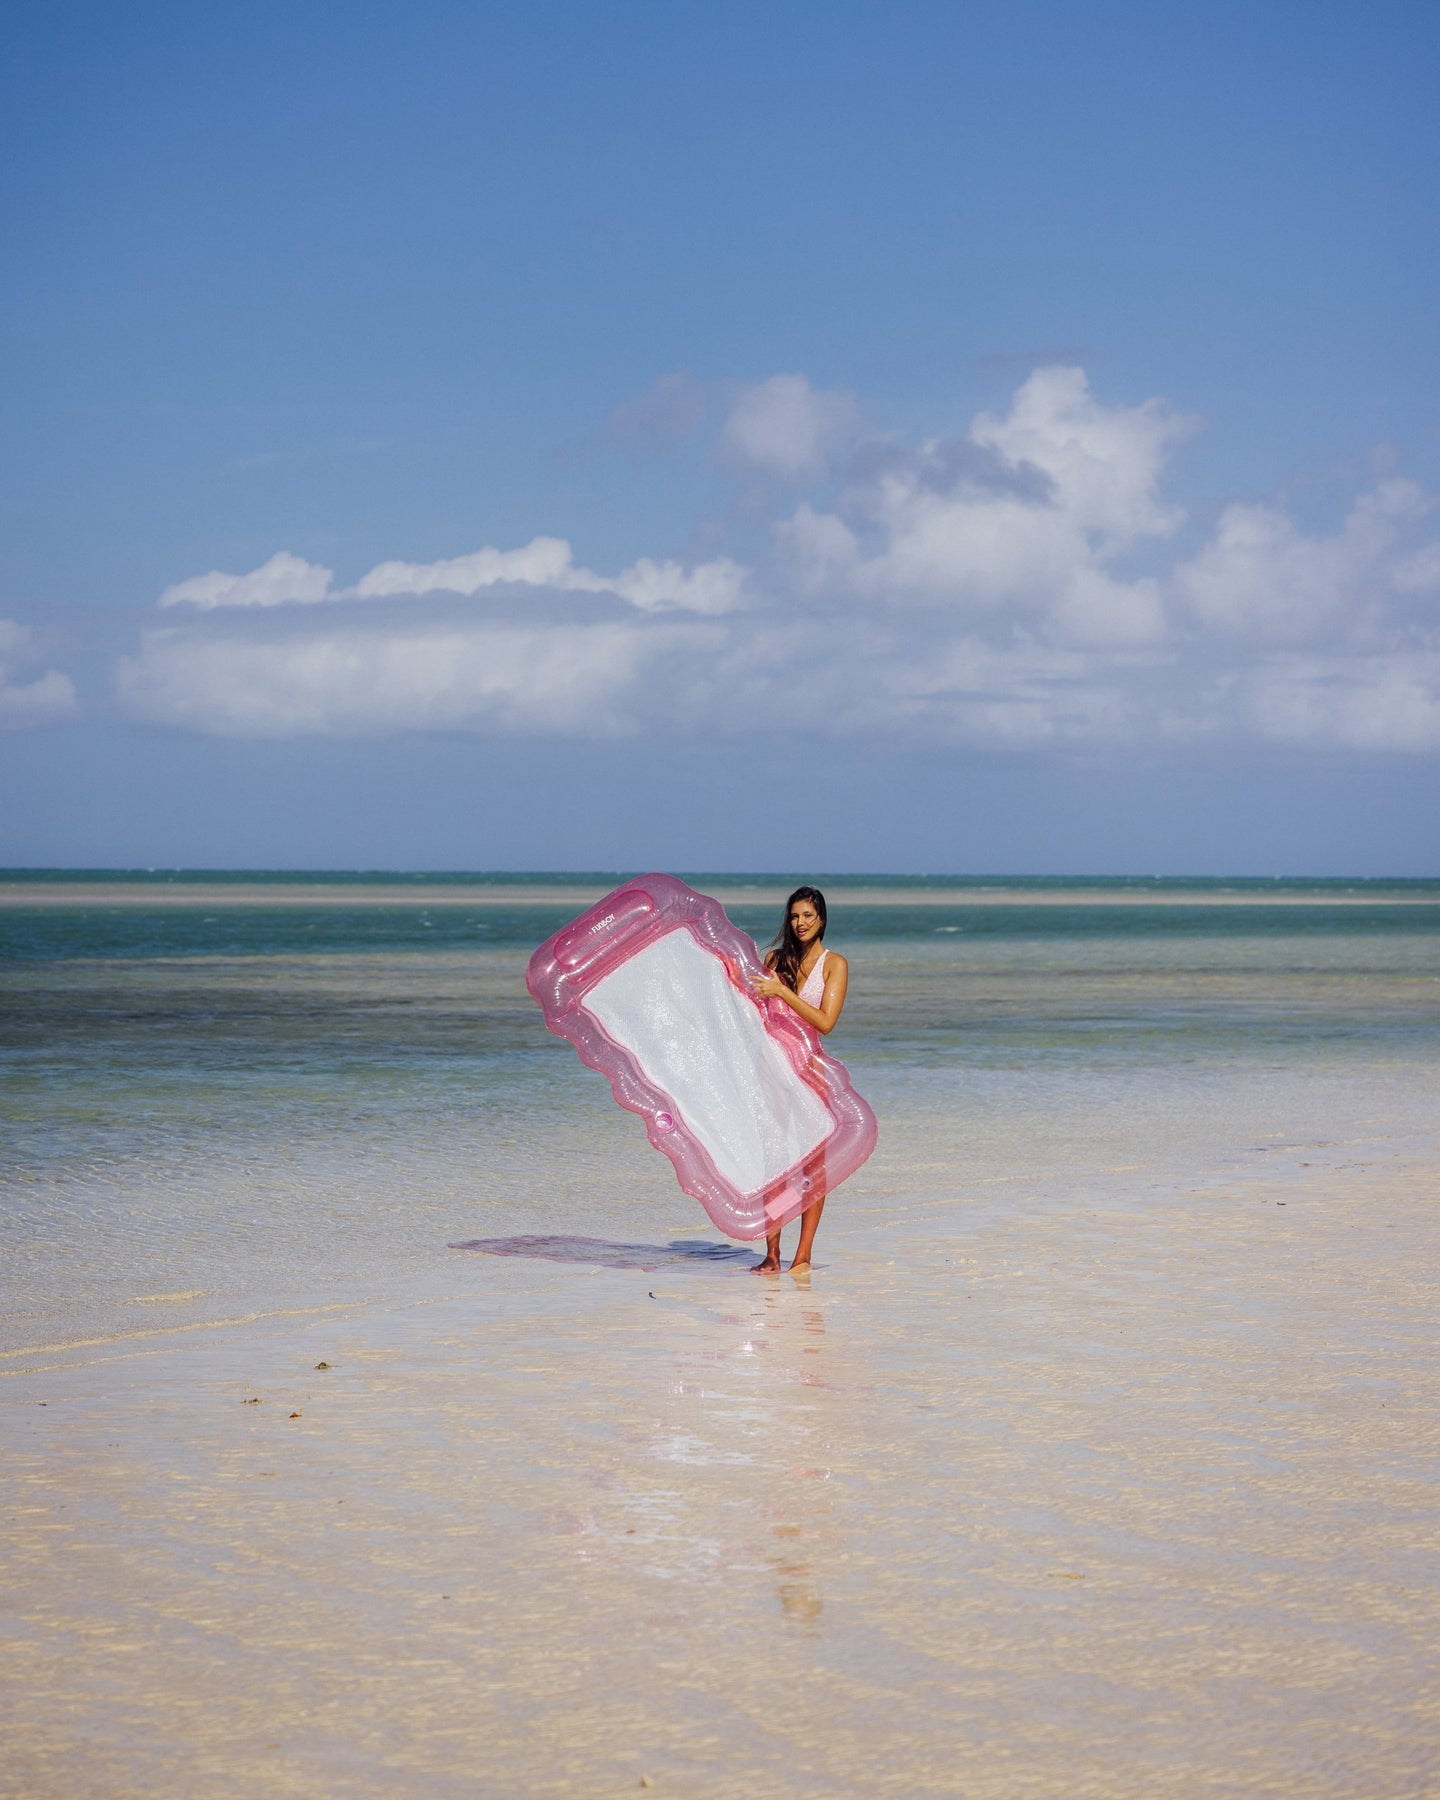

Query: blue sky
[2,0,1438,872]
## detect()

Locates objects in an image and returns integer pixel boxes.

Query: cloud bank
[110,367,1440,749]
[159,536,748,616]
[0,621,79,729]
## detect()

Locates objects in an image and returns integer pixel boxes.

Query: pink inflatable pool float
[526,874,878,1240]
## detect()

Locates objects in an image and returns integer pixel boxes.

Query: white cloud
[1242,653,1440,752]
[776,366,1186,646]
[778,504,861,595]
[115,619,706,739]
[720,374,859,481]
[971,364,1189,545]
[158,535,745,616]
[1392,541,1440,595]
[159,551,334,609]
[0,620,79,729]
[0,668,79,729]
[1174,478,1437,643]
[611,556,748,614]
[353,536,593,599]
[108,366,1440,755]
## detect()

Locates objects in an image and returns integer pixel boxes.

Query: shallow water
[2,878,1438,1796]
[2,879,1436,1349]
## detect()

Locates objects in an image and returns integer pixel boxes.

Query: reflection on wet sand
[728,1281,836,1632]
[773,1553,825,1626]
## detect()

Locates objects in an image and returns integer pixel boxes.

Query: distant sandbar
[1,881,1434,908]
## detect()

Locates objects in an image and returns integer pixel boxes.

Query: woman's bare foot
[789,1260,811,1275]
[752,1231,783,1273]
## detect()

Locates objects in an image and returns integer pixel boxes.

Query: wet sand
[4,914,1438,1796]
[4,1125,1438,1797]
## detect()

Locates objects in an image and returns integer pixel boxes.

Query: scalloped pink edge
[526,874,877,1240]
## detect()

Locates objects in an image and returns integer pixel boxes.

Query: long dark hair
[767,886,828,993]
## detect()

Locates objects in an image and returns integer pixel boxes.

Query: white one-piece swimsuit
[798,949,828,1009]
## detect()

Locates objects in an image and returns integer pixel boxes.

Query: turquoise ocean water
[3,872,1437,1351]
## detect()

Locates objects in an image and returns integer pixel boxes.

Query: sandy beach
[5,1123,1438,1797]
[3,892,1438,1796]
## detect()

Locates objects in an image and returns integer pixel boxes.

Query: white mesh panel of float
[585,927,832,1195]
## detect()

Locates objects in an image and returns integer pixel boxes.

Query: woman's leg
[789,1194,826,1271]
[753,1228,783,1272]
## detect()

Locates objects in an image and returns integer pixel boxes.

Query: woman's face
[790,901,822,944]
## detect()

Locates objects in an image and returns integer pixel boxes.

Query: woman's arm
[752,953,849,1035]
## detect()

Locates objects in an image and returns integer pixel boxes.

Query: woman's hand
[755,953,849,1034]
[751,953,848,1035]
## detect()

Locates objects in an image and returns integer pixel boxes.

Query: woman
[749,885,850,1274]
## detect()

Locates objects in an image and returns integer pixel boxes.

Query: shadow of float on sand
[447,1234,759,1272]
